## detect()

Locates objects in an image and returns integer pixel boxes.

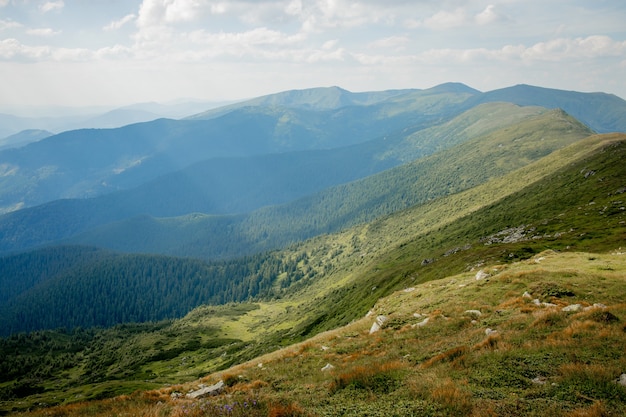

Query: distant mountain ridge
[0,103,590,256]
[0,82,625,259]
[468,84,626,133]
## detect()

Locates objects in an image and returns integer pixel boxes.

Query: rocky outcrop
[186,380,225,399]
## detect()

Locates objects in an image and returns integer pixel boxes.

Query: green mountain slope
[469,83,626,133]
[69,106,592,258]
[0,104,591,335]
[1,133,624,415]
[0,102,566,256]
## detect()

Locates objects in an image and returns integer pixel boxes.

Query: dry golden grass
[429,378,473,416]
[565,401,610,417]
[420,345,470,368]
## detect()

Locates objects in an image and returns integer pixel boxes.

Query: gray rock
[186,380,225,399]
[321,363,335,372]
[562,304,583,312]
[369,315,389,334]
[464,310,482,318]
[412,317,430,328]
[475,270,489,280]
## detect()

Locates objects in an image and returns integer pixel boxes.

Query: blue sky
[0,0,625,109]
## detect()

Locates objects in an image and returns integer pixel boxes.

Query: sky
[0,0,625,110]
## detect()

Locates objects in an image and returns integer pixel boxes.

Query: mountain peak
[427,82,481,95]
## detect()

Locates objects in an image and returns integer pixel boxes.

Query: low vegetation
[1,133,625,415]
[9,251,626,416]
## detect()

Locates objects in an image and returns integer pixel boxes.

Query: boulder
[475,270,489,280]
[369,315,389,334]
[321,363,335,372]
[562,304,583,312]
[186,380,225,399]
[412,317,430,328]
[464,310,482,318]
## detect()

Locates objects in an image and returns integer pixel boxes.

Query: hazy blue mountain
[0,83,625,258]
[0,88,473,212]
[0,139,402,253]
[62,107,591,259]
[468,84,626,133]
[0,102,559,256]
[0,129,53,150]
[187,86,420,119]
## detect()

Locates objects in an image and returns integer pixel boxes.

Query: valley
[0,84,625,416]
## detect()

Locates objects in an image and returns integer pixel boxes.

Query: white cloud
[0,38,50,60]
[0,19,22,30]
[0,0,9,6]
[103,14,136,31]
[26,27,61,37]
[475,4,500,26]
[40,1,65,13]
[417,36,626,64]
[368,36,409,50]
[422,8,468,29]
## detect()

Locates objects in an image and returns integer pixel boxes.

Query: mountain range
[0,82,625,415]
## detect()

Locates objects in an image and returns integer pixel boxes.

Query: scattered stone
[413,313,425,319]
[369,322,381,334]
[369,315,389,334]
[533,299,557,308]
[421,258,434,266]
[464,310,482,318]
[321,345,330,351]
[562,304,583,312]
[321,363,335,372]
[170,392,183,400]
[257,363,263,368]
[475,270,490,280]
[413,317,430,328]
[485,328,497,336]
[616,374,626,387]
[186,380,225,399]
[404,287,416,292]
[532,376,547,385]
[522,291,532,299]
[483,226,529,245]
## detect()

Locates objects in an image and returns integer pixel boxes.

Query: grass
[12,250,626,417]
[3,134,626,415]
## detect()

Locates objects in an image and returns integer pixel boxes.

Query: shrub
[329,362,404,394]
[421,345,469,368]
[268,402,308,417]
[430,379,473,416]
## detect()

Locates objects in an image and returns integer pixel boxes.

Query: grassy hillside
[470,84,626,133]
[2,133,624,415]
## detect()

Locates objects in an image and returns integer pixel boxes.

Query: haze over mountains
[0,99,231,146]
[0,83,624,258]
[1,82,626,415]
